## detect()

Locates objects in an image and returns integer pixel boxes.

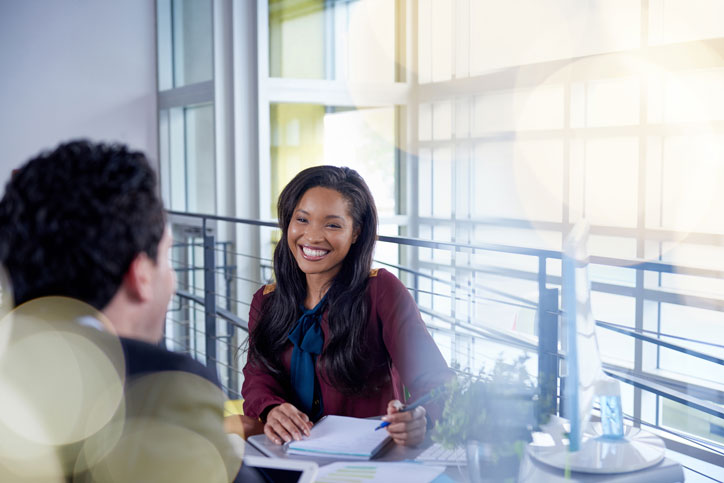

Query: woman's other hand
[383,399,427,446]
[264,403,313,445]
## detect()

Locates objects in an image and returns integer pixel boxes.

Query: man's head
[0,140,175,342]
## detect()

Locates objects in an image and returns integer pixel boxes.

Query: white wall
[0,0,158,187]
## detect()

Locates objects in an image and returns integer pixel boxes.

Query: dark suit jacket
[123,336,221,381]
[82,336,263,483]
[0,297,260,482]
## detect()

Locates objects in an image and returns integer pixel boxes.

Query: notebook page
[286,415,390,458]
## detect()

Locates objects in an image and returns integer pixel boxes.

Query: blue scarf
[288,297,325,420]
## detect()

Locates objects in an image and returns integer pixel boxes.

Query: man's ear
[123,253,154,303]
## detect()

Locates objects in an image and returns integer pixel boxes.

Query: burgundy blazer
[241,268,454,421]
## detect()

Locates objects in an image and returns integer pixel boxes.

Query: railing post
[203,224,217,369]
[538,256,559,423]
[223,241,239,397]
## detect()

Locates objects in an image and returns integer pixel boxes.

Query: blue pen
[374,386,445,431]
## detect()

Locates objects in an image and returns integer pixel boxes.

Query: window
[270,104,396,216]
[157,0,213,90]
[416,0,724,445]
[155,0,724,451]
[157,0,216,214]
[269,0,396,82]
[157,0,218,375]
[262,0,406,268]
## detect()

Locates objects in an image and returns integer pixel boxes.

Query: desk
[244,434,468,481]
[243,434,695,483]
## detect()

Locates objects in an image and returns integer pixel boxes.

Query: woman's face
[287,186,359,283]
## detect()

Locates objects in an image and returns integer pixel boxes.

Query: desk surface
[243,436,690,482]
[244,433,468,481]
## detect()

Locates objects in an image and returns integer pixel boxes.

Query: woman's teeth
[303,247,328,257]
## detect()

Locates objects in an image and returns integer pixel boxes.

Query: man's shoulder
[120,337,220,386]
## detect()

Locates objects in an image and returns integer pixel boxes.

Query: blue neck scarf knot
[288,297,326,419]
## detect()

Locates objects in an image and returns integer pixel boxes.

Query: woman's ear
[352,227,361,244]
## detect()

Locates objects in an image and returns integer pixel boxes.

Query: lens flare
[0,297,126,478]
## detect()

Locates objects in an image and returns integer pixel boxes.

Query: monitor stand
[527,422,666,474]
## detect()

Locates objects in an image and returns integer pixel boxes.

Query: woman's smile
[300,245,330,260]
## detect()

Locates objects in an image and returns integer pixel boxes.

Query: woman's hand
[264,403,313,445]
[383,399,427,446]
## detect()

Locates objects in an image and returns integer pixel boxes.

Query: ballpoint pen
[374,385,446,431]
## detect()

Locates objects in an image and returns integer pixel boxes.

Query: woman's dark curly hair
[248,165,385,395]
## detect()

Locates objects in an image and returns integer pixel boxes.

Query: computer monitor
[528,222,667,474]
[561,222,608,452]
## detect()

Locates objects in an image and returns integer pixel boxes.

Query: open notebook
[284,415,391,460]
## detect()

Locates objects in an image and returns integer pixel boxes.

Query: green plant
[432,355,537,450]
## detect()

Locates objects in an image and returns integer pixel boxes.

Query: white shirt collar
[76,315,106,332]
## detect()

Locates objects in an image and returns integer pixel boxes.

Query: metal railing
[165,210,724,468]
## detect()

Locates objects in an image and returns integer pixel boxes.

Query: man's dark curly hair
[0,140,166,310]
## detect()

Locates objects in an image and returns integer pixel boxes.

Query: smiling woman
[241,166,454,448]
[287,186,359,306]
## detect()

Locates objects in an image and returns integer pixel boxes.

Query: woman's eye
[327,224,341,229]
[296,217,307,223]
